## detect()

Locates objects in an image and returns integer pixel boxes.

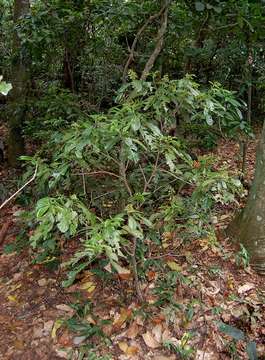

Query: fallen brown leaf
[142,331,160,349]
[113,308,132,330]
[238,283,255,295]
[126,321,139,339]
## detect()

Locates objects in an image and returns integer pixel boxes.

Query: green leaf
[217,322,245,341]
[246,341,258,360]
[214,6,222,13]
[0,80,12,96]
[205,113,213,126]
[195,2,205,11]
[57,216,69,233]
[37,205,50,218]
[36,198,51,218]
[62,262,89,287]
[128,216,138,231]
[131,117,141,132]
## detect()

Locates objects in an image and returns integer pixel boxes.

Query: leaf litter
[0,135,265,359]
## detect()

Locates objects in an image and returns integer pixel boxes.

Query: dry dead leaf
[152,314,166,325]
[111,262,131,279]
[13,339,24,350]
[152,324,163,343]
[135,315,144,326]
[142,331,160,349]
[231,304,248,318]
[79,281,96,293]
[85,315,96,325]
[118,341,128,353]
[227,275,235,290]
[51,319,63,339]
[196,350,217,360]
[118,341,139,355]
[119,272,132,280]
[113,308,132,330]
[38,278,47,287]
[102,324,113,336]
[167,261,182,272]
[7,295,17,302]
[126,321,139,339]
[147,271,156,281]
[238,283,255,295]
[56,304,75,316]
[104,263,112,272]
[221,312,231,322]
[58,331,72,346]
[162,328,172,342]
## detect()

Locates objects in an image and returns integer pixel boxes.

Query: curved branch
[140,3,169,81]
[0,164,38,211]
[122,3,168,83]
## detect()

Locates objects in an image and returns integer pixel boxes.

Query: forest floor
[0,133,265,360]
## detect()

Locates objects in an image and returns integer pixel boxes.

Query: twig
[74,170,122,180]
[153,178,178,194]
[131,236,144,302]
[159,168,192,185]
[81,171,87,196]
[144,152,160,191]
[122,3,168,83]
[119,162,133,197]
[146,252,185,260]
[139,163,148,189]
[0,165,38,211]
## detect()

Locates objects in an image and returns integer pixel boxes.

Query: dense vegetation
[1,0,265,358]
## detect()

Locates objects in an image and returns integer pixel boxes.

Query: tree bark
[8,0,30,166]
[227,121,265,274]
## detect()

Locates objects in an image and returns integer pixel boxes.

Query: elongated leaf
[246,341,258,360]
[217,322,245,341]
[195,2,205,11]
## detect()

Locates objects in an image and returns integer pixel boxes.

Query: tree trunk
[8,0,30,167]
[228,121,265,274]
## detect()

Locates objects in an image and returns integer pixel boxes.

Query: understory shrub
[19,74,245,286]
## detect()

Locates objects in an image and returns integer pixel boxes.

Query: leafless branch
[74,170,122,179]
[0,164,38,211]
[140,2,169,81]
[131,236,144,302]
[144,152,160,192]
[122,3,168,83]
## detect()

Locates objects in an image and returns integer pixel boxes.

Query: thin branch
[122,3,168,83]
[139,163,148,190]
[0,164,38,211]
[131,236,144,302]
[75,169,133,197]
[101,151,121,167]
[159,168,192,185]
[74,170,122,180]
[144,152,160,192]
[81,171,87,196]
[140,2,169,81]
[119,163,133,197]
[210,22,238,31]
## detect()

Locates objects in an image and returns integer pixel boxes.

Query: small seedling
[235,244,250,268]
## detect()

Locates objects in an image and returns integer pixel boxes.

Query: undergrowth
[15,73,248,296]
